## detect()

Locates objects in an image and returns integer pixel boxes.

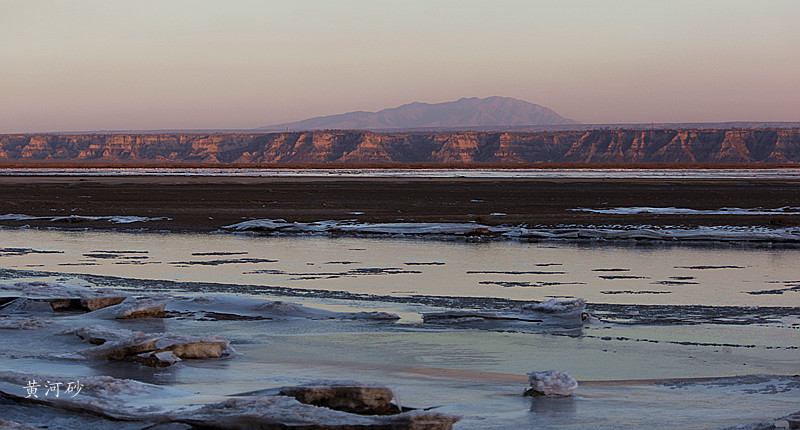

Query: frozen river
[1,228,799,429]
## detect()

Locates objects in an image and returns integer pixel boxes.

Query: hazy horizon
[2,1,799,133]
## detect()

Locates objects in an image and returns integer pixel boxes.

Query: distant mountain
[259,97,579,131]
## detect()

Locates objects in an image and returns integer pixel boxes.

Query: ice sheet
[570,206,800,215]
[0,214,168,224]
[223,218,800,244]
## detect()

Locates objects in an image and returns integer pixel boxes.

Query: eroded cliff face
[1,129,798,165]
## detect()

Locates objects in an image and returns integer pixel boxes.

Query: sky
[1,0,798,132]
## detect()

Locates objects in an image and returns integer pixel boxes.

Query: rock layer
[2,129,799,164]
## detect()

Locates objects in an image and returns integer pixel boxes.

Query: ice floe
[0,371,459,429]
[0,213,169,224]
[0,281,127,313]
[66,325,232,362]
[270,381,398,415]
[168,295,399,321]
[510,225,800,243]
[223,218,505,236]
[0,370,192,420]
[570,206,800,215]
[521,298,586,315]
[113,296,171,319]
[176,396,459,429]
[423,298,586,328]
[222,218,800,244]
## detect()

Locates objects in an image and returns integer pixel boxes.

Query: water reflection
[1,229,799,308]
[529,396,578,414]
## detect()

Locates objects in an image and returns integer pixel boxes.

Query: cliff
[1,129,799,165]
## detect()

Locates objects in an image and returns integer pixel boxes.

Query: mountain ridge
[2,129,799,165]
[258,97,579,131]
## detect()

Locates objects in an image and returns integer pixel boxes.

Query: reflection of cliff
[1,129,799,164]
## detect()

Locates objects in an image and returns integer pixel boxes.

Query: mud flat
[0,175,799,233]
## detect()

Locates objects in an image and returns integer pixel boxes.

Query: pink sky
[1,0,798,132]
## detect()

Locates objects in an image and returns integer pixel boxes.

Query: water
[1,229,798,307]
[1,228,799,429]
[3,167,800,179]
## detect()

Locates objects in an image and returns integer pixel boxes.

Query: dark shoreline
[1,175,799,233]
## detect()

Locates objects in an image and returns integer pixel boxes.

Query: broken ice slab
[0,371,459,429]
[113,297,171,319]
[167,295,399,321]
[0,281,127,313]
[176,396,459,429]
[67,325,233,364]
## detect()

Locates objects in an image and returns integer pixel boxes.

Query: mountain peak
[260,97,578,131]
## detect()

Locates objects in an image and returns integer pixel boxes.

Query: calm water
[1,229,798,308]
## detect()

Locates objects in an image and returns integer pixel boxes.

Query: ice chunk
[69,325,231,362]
[114,297,171,319]
[525,370,578,397]
[278,382,396,415]
[521,298,586,314]
[135,350,182,367]
[169,295,399,322]
[1,281,109,299]
[0,281,127,312]
[174,396,459,429]
[0,370,193,421]
[570,206,800,215]
[780,410,800,429]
